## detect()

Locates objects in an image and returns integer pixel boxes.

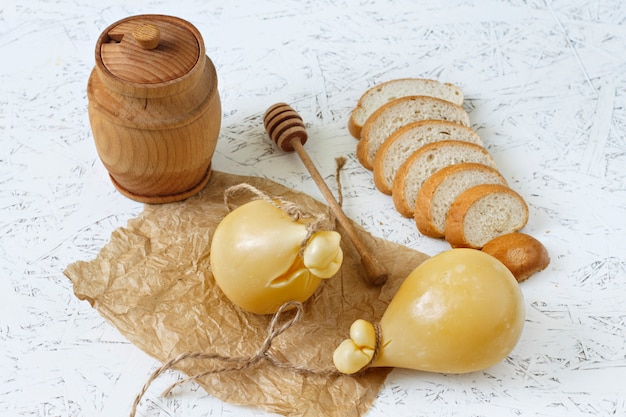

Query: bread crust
[373,120,482,195]
[414,163,507,238]
[444,184,529,249]
[482,233,550,282]
[355,126,373,168]
[348,115,362,139]
[348,78,464,139]
[391,141,495,218]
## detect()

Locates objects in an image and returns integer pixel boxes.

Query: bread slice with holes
[356,96,470,170]
[348,78,464,139]
[445,184,529,249]
[414,163,508,238]
[391,140,497,217]
[373,121,483,195]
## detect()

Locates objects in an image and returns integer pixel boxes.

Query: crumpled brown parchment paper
[64,171,429,417]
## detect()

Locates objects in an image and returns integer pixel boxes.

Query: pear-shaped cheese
[210,199,342,314]
[334,248,525,374]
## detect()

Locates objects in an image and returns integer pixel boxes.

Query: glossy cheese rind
[377,248,525,372]
[333,248,525,374]
[210,200,342,314]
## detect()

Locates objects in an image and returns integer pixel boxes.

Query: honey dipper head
[264,103,308,152]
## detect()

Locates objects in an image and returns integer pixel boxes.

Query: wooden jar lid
[94,14,206,98]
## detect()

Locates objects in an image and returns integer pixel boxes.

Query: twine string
[129,299,383,417]
[223,183,305,220]
[335,156,347,207]
[370,322,382,370]
[160,299,305,396]
[223,183,336,254]
[130,301,305,417]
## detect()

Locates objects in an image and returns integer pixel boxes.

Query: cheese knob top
[303,231,343,278]
[332,319,377,374]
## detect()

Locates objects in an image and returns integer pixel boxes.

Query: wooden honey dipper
[264,103,388,286]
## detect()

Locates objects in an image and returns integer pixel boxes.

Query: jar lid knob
[133,23,160,49]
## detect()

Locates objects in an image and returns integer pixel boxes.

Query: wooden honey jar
[87,14,221,203]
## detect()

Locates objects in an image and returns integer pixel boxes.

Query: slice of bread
[373,121,483,195]
[356,96,470,170]
[348,78,464,139]
[445,184,529,249]
[414,163,508,238]
[391,140,497,217]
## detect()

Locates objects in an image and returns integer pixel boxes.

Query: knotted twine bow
[130,301,306,417]
[129,299,384,417]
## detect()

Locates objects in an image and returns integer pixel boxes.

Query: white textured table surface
[2,1,625,416]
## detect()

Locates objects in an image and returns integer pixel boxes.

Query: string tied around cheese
[129,300,384,417]
[223,183,336,255]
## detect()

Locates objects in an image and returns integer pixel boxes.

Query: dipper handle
[263,103,388,286]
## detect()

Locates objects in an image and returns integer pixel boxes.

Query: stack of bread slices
[348,78,539,260]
